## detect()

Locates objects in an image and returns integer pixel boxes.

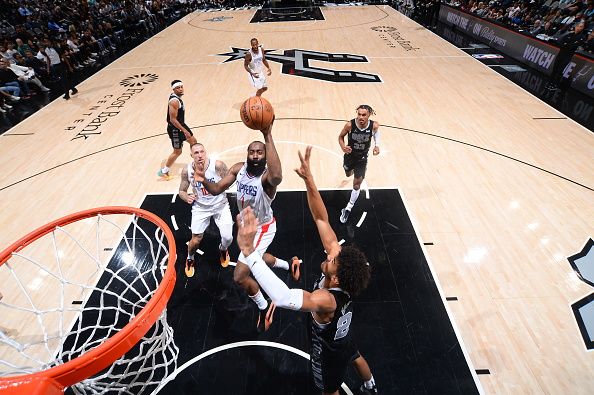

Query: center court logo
[217,48,381,83]
[119,73,159,87]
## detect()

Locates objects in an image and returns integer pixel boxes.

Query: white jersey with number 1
[236,163,274,225]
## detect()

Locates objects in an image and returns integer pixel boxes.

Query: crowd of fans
[0,0,591,118]
[0,0,243,115]
[449,0,594,54]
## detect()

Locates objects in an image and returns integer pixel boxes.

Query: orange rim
[0,207,177,391]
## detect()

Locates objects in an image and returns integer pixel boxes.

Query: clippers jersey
[347,119,373,158]
[236,163,274,225]
[166,93,185,129]
[187,159,227,210]
[248,46,264,73]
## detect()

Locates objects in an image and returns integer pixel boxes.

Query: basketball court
[1,4,593,394]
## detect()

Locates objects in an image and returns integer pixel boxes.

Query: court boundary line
[397,188,486,394]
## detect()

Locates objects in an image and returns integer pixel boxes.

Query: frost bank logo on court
[119,73,159,87]
[66,73,159,141]
[371,26,419,51]
[217,48,382,83]
[568,239,594,350]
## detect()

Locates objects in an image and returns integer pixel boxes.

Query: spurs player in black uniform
[237,146,378,394]
[338,105,380,223]
[158,80,197,180]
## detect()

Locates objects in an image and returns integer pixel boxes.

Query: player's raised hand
[294,146,313,181]
[236,207,259,257]
[260,114,275,135]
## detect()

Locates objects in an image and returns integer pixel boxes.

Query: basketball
[240,96,275,130]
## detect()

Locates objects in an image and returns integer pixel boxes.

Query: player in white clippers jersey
[236,147,378,395]
[178,143,233,278]
[244,37,271,97]
[195,119,300,332]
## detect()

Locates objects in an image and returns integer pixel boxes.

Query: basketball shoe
[185,258,195,278]
[157,169,173,180]
[219,247,230,267]
[340,208,351,224]
[256,301,276,333]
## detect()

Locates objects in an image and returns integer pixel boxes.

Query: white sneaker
[0,107,6,114]
[41,86,50,92]
[3,103,12,109]
[9,95,20,101]
[340,208,350,224]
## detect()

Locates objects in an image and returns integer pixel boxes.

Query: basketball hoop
[0,207,178,394]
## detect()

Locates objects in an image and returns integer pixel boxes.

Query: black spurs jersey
[347,119,374,158]
[166,93,185,129]
[310,275,354,356]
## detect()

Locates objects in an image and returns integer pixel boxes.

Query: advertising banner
[439,5,560,76]
[564,53,594,99]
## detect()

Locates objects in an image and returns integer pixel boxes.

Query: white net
[0,210,178,394]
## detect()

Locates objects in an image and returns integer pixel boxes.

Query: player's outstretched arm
[200,162,242,195]
[237,207,336,313]
[294,147,340,257]
[261,118,282,187]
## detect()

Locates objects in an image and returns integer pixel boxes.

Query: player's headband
[171,81,183,89]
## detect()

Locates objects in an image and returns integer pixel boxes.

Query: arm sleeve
[245,252,304,310]
[372,130,380,147]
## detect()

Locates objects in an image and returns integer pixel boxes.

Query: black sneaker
[359,384,378,394]
[71,88,78,95]
[63,94,70,100]
[340,208,350,224]
[256,301,276,332]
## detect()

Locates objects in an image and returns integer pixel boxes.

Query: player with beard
[195,119,300,331]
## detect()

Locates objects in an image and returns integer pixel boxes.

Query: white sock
[364,375,375,389]
[161,166,170,174]
[249,290,268,310]
[273,257,289,271]
[346,188,360,210]
[187,252,194,260]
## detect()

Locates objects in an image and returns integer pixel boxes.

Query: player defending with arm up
[236,146,378,395]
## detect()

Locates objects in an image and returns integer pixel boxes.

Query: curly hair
[356,104,376,115]
[336,245,370,296]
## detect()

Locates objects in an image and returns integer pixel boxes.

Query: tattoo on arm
[216,161,229,178]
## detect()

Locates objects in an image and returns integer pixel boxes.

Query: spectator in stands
[15,38,33,57]
[7,60,51,93]
[581,29,594,51]
[0,59,25,99]
[24,50,49,81]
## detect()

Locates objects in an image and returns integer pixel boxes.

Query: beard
[246,158,266,176]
